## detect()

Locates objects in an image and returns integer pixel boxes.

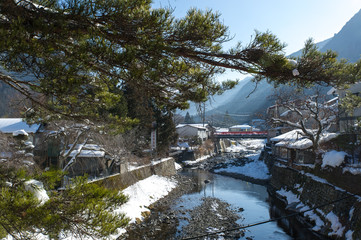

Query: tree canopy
[1,0,361,238]
[2,0,356,129]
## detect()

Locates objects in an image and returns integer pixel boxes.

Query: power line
[180,192,358,240]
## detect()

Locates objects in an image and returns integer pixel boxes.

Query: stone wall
[92,158,176,190]
[270,164,361,239]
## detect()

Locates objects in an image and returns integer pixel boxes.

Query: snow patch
[345,230,354,240]
[326,211,345,237]
[24,179,49,205]
[13,129,28,136]
[117,175,177,222]
[226,139,265,153]
[349,207,355,221]
[343,166,361,175]
[276,188,299,204]
[299,205,325,231]
[322,151,347,168]
[214,159,270,180]
[183,155,211,165]
[175,162,182,170]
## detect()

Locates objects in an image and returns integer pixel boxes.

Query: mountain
[205,78,275,124]
[201,8,361,126]
[320,8,361,63]
[177,76,251,116]
[0,67,36,117]
[0,81,22,117]
[290,37,332,58]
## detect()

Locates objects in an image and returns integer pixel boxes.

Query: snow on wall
[326,211,346,237]
[343,166,361,175]
[276,188,300,204]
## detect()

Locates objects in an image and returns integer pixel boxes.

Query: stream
[123,137,324,239]
[173,169,292,240]
[122,167,322,240]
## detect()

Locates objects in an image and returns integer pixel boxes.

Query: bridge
[214,131,268,139]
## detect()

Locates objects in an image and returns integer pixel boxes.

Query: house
[62,144,114,178]
[0,118,40,142]
[229,124,252,132]
[270,129,338,165]
[176,124,211,141]
[0,118,41,164]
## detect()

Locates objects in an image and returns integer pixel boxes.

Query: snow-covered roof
[229,124,252,129]
[178,142,190,148]
[0,118,40,134]
[270,129,304,142]
[64,144,105,158]
[176,124,208,130]
[216,128,229,132]
[327,87,337,95]
[273,130,339,150]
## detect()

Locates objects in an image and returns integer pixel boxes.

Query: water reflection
[175,169,292,240]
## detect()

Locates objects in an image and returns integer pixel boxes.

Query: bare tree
[270,88,338,153]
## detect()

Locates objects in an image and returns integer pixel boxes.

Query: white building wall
[176,126,208,140]
[176,126,199,138]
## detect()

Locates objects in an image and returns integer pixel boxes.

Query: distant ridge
[199,8,361,125]
[320,8,361,63]
[290,37,332,58]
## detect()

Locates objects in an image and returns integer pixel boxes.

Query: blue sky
[152,0,361,82]
[153,0,361,54]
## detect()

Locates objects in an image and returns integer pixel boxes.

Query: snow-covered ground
[6,175,178,240]
[225,139,266,153]
[110,175,177,239]
[214,156,270,180]
[216,139,270,180]
[183,154,212,166]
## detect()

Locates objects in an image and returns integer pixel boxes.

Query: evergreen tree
[0,167,129,239]
[223,110,233,127]
[184,112,192,124]
[0,1,360,238]
[0,132,130,239]
[1,0,356,128]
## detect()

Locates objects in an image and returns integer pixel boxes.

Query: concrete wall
[92,158,176,190]
[270,164,361,239]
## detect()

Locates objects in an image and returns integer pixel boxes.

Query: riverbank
[119,173,244,240]
[118,138,287,239]
[182,139,271,186]
[118,174,196,239]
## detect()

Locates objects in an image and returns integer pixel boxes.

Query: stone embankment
[264,149,361,239]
